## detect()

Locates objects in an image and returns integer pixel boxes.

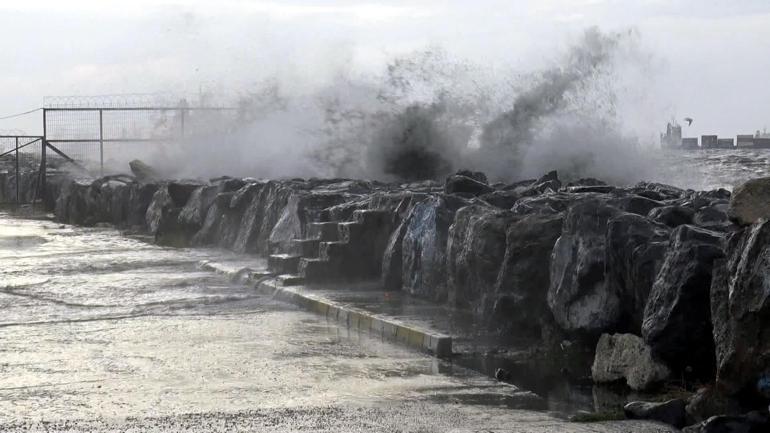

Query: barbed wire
[0,108,41,121]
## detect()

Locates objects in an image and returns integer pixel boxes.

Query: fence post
[99,109,104,176]
[41,109,47,203]
[15,136,19,204]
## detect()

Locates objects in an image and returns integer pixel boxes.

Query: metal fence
[43,106,238,176]
[0,136,43,204]
[1,95,240,204]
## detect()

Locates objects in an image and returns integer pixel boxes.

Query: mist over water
[138,27,659,185]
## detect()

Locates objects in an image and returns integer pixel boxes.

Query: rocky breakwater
[43,160,770,430]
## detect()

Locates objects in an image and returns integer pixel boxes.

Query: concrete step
[308,222,339,241]
[268,254,301,275]
[298,257,339,282]
[276,274,304,286]
[338,221,365,243]
[293,238,321,258]
[352,209,391,226]
[319,241,349,261]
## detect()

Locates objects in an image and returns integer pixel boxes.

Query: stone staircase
[267,209,393,285]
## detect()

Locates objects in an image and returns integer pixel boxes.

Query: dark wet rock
[634,182,686,201]
[592,333,670,391]
[444,174,494,197]
[686,387,740,424]
[502,179,537,191]
[455,169,488,184]
[687,188,731,207]
[615,195,665,216]
[167,181,203,207]
[269,191,352,255]
[447,205,513,310]
[54,178,96,225]
[209,176,247,193]
[711,221,770,397]
[479,190,520,209]
[490,213,564,337]
[534,170,557,183]
[649,205,695,228]
[127,183,159,228]
[513,171,561,197]
[605,213,670,332]
[510,192,578,215]
[231,181,294,254]
[624,399,687,429]
[129,159,160,182]
[682,412,770,433]
[145,186,190,246]
[548,199,622,335]
[178,185,222,231]
[694,202,730,230]
[520,180,561,197]
[566,177,607,187]
[381,194,428,291]
[394,195,468,301]
[382,220,409,291]
[642,225,724,378]
[728,177,770,225]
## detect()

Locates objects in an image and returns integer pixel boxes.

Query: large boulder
[548,199,622,335]
[632,182,686,201]
[649,205,695,228]
[178,185,222,231]
[444,174,494,197]
[693,202,731,231]
[129,159,160,183]
[447,205,513,311]
[711,221,770,397]
[624,399,687,429]
[642,225,724,378]
[727,177,770,225]
[395,195,466,301]
[126,183,159,228]
[591,333,670,391]
[230,181,294,254]
[145,186,189,246]
[54,178,95,225]
[615,194,665,216]
[605,213,670,333]
[490,212,564,337]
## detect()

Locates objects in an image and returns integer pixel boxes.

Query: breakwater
[16,161,770,431]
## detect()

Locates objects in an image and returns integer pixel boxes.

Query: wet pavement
[0,212,675,432]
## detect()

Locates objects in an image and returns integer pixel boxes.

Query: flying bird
[684,117,693,126]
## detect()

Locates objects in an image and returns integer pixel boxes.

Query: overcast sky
[1,0,769,139]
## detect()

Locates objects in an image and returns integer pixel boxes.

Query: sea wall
[26,163,770,427]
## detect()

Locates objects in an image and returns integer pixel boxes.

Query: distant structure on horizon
[661,123,770,149]
[660,121,682,147]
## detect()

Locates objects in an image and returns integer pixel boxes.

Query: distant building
[660,122,682,147]
[737,134,754,147]
[717,138,735,148]
[701,135,719,148]
[755,138,770,149]
[682,137,699,149]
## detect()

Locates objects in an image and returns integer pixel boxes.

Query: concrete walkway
[198,259,512,359]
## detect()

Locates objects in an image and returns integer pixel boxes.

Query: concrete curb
[197,261,452,358]
[255,279,453,358]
